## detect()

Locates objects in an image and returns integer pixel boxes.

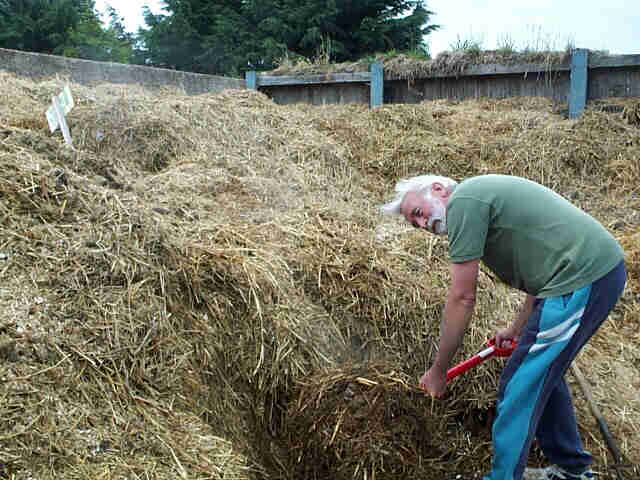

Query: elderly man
[381,174,626,480]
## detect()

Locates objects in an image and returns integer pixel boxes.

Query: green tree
[0,0,137,63]
[0,0,85,54]
[100,5,137,63]
[284,0,439,60]
[139,0,439,75]
[136,1,205,70]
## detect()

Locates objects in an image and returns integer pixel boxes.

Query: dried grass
[622,102,640,127]
[0,70,638,480]
[271,50,573,80]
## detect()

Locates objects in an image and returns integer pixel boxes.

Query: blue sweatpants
[484,260,627,480]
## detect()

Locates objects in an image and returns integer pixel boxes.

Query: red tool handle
[446,344,496,381]
[446,338,516,382]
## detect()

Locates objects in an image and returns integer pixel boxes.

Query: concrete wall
[0,48,244,95]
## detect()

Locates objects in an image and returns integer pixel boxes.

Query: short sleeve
[447,197,490,263]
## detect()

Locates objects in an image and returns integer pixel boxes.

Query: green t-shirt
[447,175,624,297]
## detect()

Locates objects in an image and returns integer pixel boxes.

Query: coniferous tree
[0,0,137,63]
[139,0,439,76]
[0,0,85,54]
[101,6,137,63]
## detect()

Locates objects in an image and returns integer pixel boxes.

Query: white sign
[46,85,74,147]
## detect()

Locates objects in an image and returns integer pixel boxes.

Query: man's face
[400,190,447,235]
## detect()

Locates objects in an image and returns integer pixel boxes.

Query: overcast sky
[427,0,639,56]
[96,0,640,56]
[95,0,165,33]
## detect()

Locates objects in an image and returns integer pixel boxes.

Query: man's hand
[420,364,448,397]
[495,325,520,349]
[495,294,537,348]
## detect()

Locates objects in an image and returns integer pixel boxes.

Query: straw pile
[272,50,574,80]
[623,101,640,127]
[0,69,638,480]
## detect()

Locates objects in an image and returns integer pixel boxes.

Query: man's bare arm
[433,259,480,372]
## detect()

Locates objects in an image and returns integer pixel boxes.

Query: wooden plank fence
[246,50,640,118]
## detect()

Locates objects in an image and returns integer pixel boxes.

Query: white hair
[379,174,458,216]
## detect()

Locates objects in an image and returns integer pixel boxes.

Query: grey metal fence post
[569,49,588,119]
[246,71,257,90]
[370,62,383,108]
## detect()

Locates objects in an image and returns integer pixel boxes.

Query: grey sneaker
[524,465,595,480]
